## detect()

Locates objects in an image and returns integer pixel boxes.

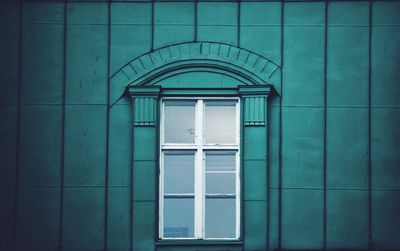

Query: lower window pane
[163,198,194,238]
[205,198,236,238]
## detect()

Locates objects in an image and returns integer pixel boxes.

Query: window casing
[159,97,240,240]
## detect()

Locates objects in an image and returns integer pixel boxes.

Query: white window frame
[159,97,241,240]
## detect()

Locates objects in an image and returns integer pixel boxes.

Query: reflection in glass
[205,101,236,144]
[206,173,235,194]
[205,198,236,238]
[206,152,236,171]
[164,153,194,194]
[164,198,194,238]
[164,101,196,143]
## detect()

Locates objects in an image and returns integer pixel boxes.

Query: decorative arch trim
[110,42,280,105]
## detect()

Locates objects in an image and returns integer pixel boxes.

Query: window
[159,98,240,240]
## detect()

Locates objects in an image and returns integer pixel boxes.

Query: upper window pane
[204,101,236,144]
[164,101,196,144]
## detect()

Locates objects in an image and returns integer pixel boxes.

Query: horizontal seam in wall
[268,187,400,191]
[2,187,392,191]
[154,23,195,26]
[372,24,400,26]
[12,184,129,187]
[2,22,400,27]
[6,103,110,106]
[197,24,239,27]
[3,104,400,109]
[243,199,267,202]
[244,159,267,161]
[270,105,400,109]
[7,22,64,25]
[66,23,109,26]
[5,24,399,28]
[132,200,155,203]
[110,23,151,26]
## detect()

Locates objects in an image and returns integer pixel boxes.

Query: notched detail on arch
[110,41,281,106]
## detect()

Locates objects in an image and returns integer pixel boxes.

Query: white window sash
[194,99,204,239]
[159,98,240,240]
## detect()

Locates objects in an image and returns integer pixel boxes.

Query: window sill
[156,239,243,246]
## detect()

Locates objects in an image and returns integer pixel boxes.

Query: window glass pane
[205,198,236,238]
[204,101,236,144]
[206,173,235,194]
[164,198,194,238]
[205,152,236,171]
[164,101,196,143]
[164,153,194,194]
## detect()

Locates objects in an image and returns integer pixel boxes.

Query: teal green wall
[0,1,400,251]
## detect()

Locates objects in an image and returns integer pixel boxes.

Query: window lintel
[128,85,273,98]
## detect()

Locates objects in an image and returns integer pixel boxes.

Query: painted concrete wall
[0,1,399,251]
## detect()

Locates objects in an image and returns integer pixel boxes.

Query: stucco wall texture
[0,1,399,251]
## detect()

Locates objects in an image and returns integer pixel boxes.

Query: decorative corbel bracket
[238,85,272,126]
[128,85,161,127]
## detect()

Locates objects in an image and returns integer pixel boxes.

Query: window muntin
[159,98,240,240]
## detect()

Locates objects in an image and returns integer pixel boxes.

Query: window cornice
[111,41,280,106]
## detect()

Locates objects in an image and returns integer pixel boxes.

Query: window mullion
[159,151,164,238]
[159,102,165,238]
[194,100,204,239]
[236,101,240,239]
[236,151,240,239]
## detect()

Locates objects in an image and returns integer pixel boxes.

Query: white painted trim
[205,170,236,174]
[159,102,165,238]
[236,99,241,239]
[194,100,204,239]
[164,193,196,197]
[160,101,165,145]
[162,97,238,100]
[159,97,241,240]
[159,151,164,238]
[204,194,236,197]
[236,150,240,239]
[161,145,239,150]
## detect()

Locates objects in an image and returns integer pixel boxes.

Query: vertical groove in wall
[368,0,373,249]
[237,0,241,47]
[151,0,154,51]
[58,1,68,250]
[12,3,23,251]
[194,0,198,42]
[323,1,328,250]
[154,99,160,249]
[240,103,245,245]
[278,1,284,250]
[266,99,270,251]
[105,1,112,250]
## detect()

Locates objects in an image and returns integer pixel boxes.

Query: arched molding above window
[110,41,280,105]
